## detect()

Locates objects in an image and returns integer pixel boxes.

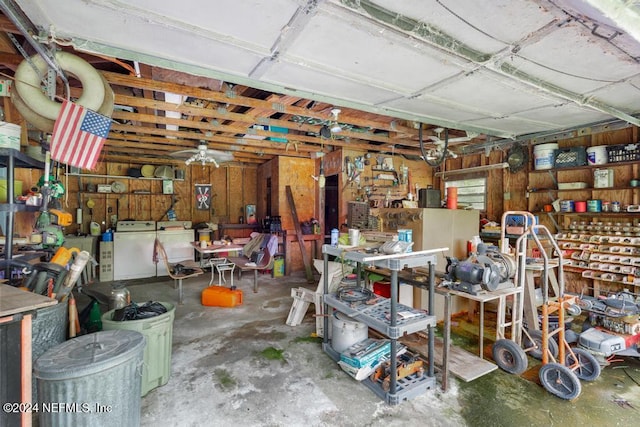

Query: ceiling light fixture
[171,143,234,167]
[185,150,220,167]
[330,108,342,133]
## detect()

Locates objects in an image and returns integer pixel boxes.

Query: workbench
[0,285,57,427]
[438,286,524,358]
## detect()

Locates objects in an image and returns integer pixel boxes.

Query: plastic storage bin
[101,302,175,396]
[34,330,145,427]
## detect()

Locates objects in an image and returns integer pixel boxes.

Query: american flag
[50,100,112,170]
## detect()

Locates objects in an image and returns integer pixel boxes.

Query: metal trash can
[34,330,145,427]
[31,301,68,403]
[101,302,175,396]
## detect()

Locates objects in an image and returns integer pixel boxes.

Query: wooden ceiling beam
[103,71,417,135]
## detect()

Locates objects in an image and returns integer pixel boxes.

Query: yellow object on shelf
[51,246,80,266]
[50,209,73,226]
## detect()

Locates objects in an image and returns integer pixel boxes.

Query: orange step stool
[202,286,243,307]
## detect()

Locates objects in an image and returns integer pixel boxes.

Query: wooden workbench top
[0,284,57,317]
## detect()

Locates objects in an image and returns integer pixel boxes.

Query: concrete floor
[80,270,640,427]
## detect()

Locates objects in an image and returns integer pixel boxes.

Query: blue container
[330,228,339,247]
[102,231,113,241]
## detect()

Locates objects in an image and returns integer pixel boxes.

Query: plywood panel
[228,167,244,224]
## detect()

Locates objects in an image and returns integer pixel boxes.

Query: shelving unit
[528,151,639,233]
[0,149,45,280]
[321,245,443,405]
[556,216,640,294]
[66,172,183,181]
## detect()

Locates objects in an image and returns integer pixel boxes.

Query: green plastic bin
[101,302,175,396]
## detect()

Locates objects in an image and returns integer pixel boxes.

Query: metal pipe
[0,0,70,96]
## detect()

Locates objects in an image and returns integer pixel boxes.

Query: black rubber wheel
[492,339,528,375]
[524,330,559,360]
[539,363,582,400]
[566,348,601,381]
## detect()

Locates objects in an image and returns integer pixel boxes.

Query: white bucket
[331,311,368,353]
[586,145,608,165]
[533,143,558,170]
[0,122,21,150]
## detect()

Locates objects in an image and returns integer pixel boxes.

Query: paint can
[560,200,574,212]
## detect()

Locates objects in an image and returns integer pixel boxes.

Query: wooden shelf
[66,172,183,181]
[529,187,640,193]
[529,160,640,173]
[78,191,172,196]
[0,204,42,213]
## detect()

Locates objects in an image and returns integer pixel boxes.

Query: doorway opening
[324,174,339,244]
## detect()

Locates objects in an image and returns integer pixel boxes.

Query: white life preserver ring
[11,88,55,132]
[14,51,105,120]
[12,71,114,132]
[96,73,114,117]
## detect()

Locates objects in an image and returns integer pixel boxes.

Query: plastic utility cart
[321,244,446,405]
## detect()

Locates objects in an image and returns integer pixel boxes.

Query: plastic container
[101,302,175,396]
[533,143,558,170]
[0,179,22,203]
[330,228,339,247]
[331,311,368,353]
[34,330,145,426]
[198,228,212,242]
[90,221,101,236]
[586,145,608,165]
[446,186,458,209]
[201,286,243,307]
[574,201,587,213]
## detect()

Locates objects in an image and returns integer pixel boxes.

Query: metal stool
[216,262,236,289]
[208,257,227,285]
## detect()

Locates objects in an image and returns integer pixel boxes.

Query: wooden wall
[9,162,258,237]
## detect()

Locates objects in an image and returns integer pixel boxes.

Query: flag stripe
[50,100,111,170]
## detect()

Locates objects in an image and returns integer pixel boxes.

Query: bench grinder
[444,244,517,295]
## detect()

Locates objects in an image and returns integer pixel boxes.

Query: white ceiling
[9,0,640,141]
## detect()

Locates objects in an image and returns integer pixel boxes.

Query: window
[445,177,486,210]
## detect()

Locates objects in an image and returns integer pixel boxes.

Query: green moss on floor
[259,346,285,361]
[214,369,236,390]
[292,335,323,344]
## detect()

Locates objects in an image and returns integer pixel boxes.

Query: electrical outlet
[504,192,511,200]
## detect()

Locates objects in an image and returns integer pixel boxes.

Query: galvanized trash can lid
[34,330,146,380]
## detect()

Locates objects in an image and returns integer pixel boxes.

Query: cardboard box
[339,338,391,369]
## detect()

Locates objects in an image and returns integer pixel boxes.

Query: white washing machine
[156,221,194,276]
[113,220,157,280]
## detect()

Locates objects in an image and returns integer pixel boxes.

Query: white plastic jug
[90,221,101,236]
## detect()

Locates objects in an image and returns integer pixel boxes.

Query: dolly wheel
[566,348,601,381]
[524,330,559,360]
[492,339,528,375]
[539,363,581,400]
